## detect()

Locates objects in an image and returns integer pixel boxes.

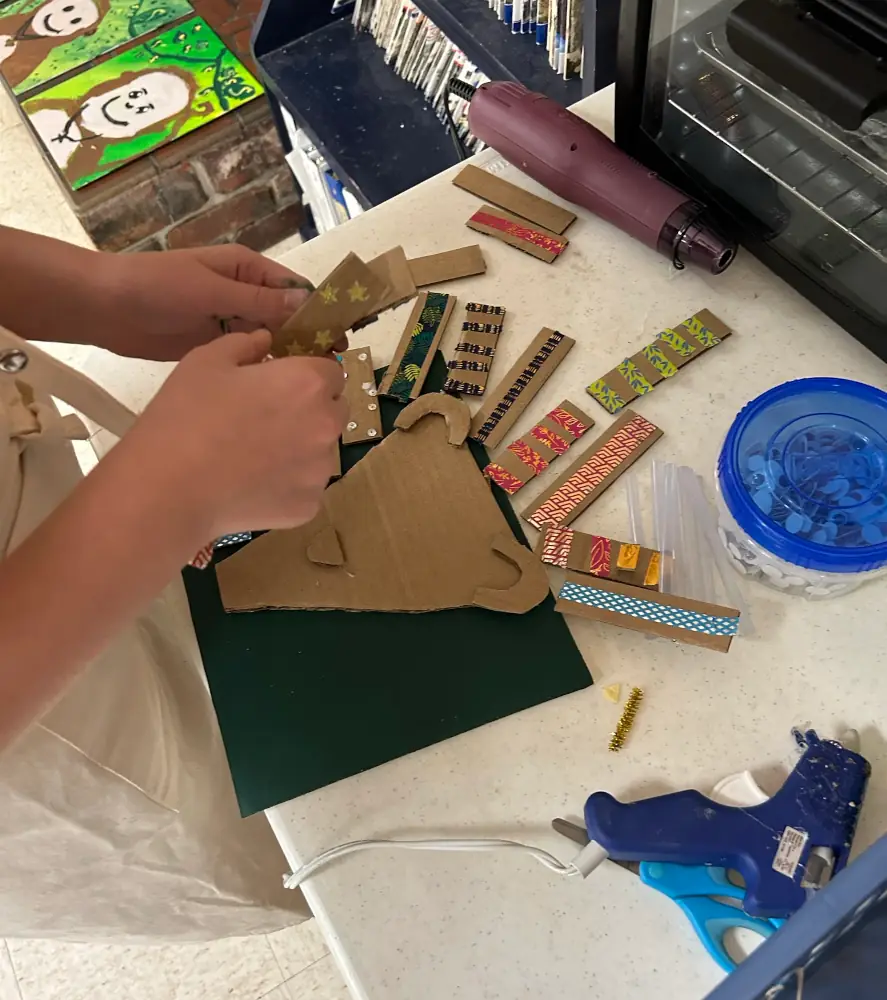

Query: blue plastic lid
[718,378,887,574]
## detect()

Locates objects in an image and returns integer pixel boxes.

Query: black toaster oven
[616,0,887,359]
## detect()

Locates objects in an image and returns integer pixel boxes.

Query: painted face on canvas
[79,71,191,138]
[31,0,100,37]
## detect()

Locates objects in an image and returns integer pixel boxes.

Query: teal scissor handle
[639,862,781,974]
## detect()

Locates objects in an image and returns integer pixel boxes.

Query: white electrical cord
[282,837,609,890]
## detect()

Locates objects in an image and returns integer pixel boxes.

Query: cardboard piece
[408,245,486,287]
[537,525,660,589]
[378,291,456,402]
[353,247,418,330]
[444,302,506,397]
[340,347,383,445]
[555,573,740,653]
[272,253,387,358]
[466,205,568,263]
[453,164,577,234]
[484,400,594,494]
[523,409,663,529]
[586,309,733,414]
[216,393,550,615]
[469,328,575,450]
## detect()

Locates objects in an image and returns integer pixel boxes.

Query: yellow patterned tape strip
[644,552,660,588]
[617,543,640,570]
[586,379,626,414]
[681,313,720,347]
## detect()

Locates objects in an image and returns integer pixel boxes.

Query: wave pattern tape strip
[483,399,594,495]
[470,329,575,451]
[523,410,662,529]
[555,574,740,653]
[585,309,733,414]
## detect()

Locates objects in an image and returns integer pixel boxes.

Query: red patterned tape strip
[531,424,570,456]
[471,211,567,256]
[508,439,550,475]
[588,535,612,577]
[541,527,573,568]
[527,413,660,528]
[548,406,590,438]
[484,462,525,494]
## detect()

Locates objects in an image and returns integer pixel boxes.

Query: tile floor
[0,86,350,1000]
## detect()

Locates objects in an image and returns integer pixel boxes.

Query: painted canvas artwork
[22,17,263,190]
[0,0,193,96]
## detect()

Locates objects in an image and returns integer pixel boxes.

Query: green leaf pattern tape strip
[388,292,449,402]
[586,379,626,414]
[681,314,720,347]
[658,328,697,358]
[616,358,654,396]
[641,343,678,378]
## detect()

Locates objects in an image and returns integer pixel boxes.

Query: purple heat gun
[458,80,737,275]
[583,731,870,919]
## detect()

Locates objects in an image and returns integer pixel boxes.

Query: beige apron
[0,326,307,942]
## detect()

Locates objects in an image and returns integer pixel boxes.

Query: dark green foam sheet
[184,354,592,816]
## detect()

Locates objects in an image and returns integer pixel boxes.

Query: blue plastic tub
[716,378,887,598]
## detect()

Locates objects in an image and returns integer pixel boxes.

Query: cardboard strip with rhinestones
[555,573,739,652]
[586,309,732,414]
[483,400,594,494]
[272,253,388,358]
[523,409,663,529]
[469,329,575,450]
[466,205,569,263]
[444,302,506,397]
[341,346,383,445]
[378,292,456,403]
[536,526,660,588]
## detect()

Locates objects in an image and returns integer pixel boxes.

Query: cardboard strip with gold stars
[378,291,456,403]
[271,253,388,358]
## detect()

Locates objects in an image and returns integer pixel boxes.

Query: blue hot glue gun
[584,730,870,919]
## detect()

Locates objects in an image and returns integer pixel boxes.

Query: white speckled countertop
[83,86,887,999]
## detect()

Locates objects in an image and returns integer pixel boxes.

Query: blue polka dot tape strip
[555,574,740,652]
[586,309,732,415]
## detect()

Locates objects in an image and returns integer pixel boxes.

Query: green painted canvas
[22,17,263,190]
[0,0,193,96]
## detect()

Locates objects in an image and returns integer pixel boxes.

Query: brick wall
[70,0,305,255]
[75,99,304,254]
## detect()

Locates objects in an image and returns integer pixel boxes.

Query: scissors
[552,818,783,973]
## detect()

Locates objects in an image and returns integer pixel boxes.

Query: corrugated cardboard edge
[453,164,577,235]
[522,409,662,528]
[469,329,575,450]
[555,572,738,652]
[408,245,486,287]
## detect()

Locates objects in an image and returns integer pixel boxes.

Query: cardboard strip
[340,347,383,444]
[272,253,388,358]
[466,205,568,263]
[470,329,575,450]
[555,573,740,653]
[378,292,456,403]
[523,410,663,529]
[537,526,660,588]
[453,164,577,234]
[353,247,418,331]
[407,245,486,287]
[484,400,594,494]
[587,309,733,414]
[444,302,506,397]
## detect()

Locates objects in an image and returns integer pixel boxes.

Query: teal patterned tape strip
[559,581,740,637]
